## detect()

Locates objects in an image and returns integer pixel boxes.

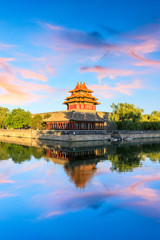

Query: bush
[31,115,44,130]
[6,108,31,129]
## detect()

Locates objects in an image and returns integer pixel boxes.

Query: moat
[1,139,160,239]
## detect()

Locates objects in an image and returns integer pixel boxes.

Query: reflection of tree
[0,142,10,160]
[108,144,160,172]
[108,145,143,172]
[0,142,46,163]
[0,140,160,177]
[7,144,32,163]
[142,144,160,163]
[31,147,45,159]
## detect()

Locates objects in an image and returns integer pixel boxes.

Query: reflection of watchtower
[44,145,107,188]
[65,163,97,189]
[46,148,69,160]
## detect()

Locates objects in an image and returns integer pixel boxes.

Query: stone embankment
[0,129,160,142]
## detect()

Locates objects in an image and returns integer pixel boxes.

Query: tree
[0,107,10,128]
[110,103,143,123]
[31,114,43,130]
[6,108,31,129]
[43,113,51,119]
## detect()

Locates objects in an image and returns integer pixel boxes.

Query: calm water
[0,139,160,239]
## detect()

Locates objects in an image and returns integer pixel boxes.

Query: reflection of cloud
[42,189,116,219]
[125,175,160,202]
[38,169,160,220]
[18,161,45,174]
[0,193,15,198]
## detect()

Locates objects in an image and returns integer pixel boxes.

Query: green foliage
[110,103,160,130]
[0,107,10,128]
[6,108,31,129]
[119,120,136,130]
[110,103,143,123]
[31,114,44,130]
[43,113,51,119]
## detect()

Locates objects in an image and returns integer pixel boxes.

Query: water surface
[0,139,160,239]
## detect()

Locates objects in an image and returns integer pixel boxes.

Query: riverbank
[0,129,160,141]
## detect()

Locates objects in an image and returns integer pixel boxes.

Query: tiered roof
[63,82,100,106]
[44,110,104,122]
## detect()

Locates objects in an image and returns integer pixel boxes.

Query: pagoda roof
[63,98,100,105]
[65,93,99,101]
[44,111,104,122]
[69,82,93,93]
[64,82,100,106]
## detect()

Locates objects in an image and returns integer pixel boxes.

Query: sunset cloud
[126,38,160,67]
[0,43,13,49]
[39,21,160,69]
[39,22,116,53]
[0,58,54,105]
[80,65,135,82]
[89,79,143,99]
[46,65,55,75]
[17,69,47,82]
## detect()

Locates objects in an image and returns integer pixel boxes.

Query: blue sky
[0,0,160,113]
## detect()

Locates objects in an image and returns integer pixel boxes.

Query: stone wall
[0,129,160,142]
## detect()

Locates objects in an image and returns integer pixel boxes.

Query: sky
[0,0,160,113]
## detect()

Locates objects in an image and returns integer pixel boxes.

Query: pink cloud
[46,65,55,75]
[40,21,160,70]
[122,37,160,68]
[0,58,14,62]
[45,210,64,218]
[80,65,135,82]
[45,23,64,31]
[38,22,116,54]
[0,58,55,105]
[132,52,160,67]
[0,43,13,49]
[17,69,47,82]
[0,180,14,184]
[88,79,143,99]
